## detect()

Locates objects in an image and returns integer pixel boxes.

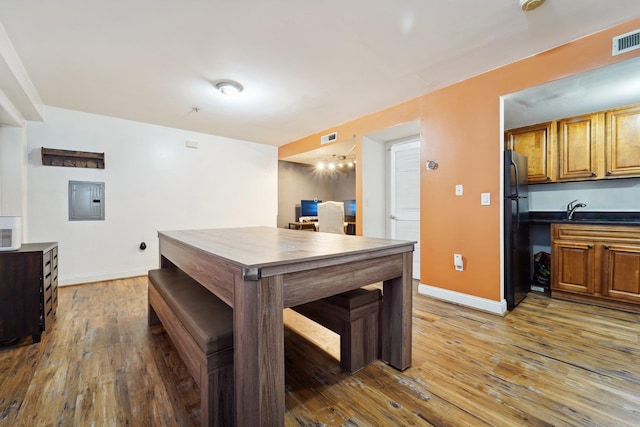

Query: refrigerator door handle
[514,198,520,231]
[511,158,519,198]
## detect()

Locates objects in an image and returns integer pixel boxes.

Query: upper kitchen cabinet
[606,104,640,178]
[506,102,640,184]
[557,113,603,181]
[506,122,556,183]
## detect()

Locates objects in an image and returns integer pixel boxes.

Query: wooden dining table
[157,226,415,426]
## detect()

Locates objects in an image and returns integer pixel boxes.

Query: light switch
[454,253,464,271]
[481,192,491,205]
[455,184,463,196]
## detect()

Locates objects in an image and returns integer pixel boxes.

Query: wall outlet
[455,184,463,196]
[481,192,491,205]
[454,253,464,271]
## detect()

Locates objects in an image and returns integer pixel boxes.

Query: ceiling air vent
[612,29,640,56]
[320,132,338,145]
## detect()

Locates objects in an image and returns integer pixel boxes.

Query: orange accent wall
[279,18,640,303]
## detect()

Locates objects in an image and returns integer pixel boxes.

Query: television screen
[343,199,356,216]
[300,200,321,217]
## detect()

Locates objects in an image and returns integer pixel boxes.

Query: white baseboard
[60,269,150,286]
[418,283,507,315]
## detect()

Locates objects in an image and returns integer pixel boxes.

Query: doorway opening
[362,120,421,280]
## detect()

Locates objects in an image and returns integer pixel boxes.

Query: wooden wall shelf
[41,147,105,169]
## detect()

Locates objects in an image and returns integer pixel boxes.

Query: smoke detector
[520,0,545,11]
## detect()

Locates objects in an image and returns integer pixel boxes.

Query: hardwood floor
[1,276,639,426]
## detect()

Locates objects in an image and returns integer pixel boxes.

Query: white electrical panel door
[69,181,105,221]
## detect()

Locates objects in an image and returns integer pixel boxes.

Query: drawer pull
[587,245,593,249]
[604,245,610,250]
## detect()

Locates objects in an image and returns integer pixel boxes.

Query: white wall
[0,125,28,221]
[361,136,386,238]
[529,178,640,211]
[26,107,278,285]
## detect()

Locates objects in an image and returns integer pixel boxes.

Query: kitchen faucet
[567,200,587,220]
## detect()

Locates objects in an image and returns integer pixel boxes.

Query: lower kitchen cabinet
[551,224,640,312]
[0,242,58,343]
[602,243,640,304]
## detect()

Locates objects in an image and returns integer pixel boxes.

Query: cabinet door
[602,243,640,303]
[558,114,601,180]
[0,252,42,341]
[552,240,596,294]
[606,105,640,177]
[506,122,555,183]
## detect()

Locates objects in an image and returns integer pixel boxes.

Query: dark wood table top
[159,226,414,272]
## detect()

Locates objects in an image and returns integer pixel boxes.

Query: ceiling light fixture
[214,80,243,96]
[520,0,545,11]
[314,153,356,172]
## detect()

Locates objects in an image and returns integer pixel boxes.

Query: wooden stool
[292,287,382,373]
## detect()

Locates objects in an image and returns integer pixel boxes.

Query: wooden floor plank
[1,277,640,426]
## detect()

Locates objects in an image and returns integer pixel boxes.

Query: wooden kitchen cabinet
[551,239,596,295]
[602,243,640,304]
[506,102,640,184]
[551,224,640,312]
[506,121,556,183]
[0,242,58,343]
[605,104,640,178]
[557,113,603,181]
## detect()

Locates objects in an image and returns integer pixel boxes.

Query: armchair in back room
[317,201,346,234]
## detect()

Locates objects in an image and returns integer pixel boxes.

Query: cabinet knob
[587,245,593,249]
[604,245,610,250]
[546,176,551,181]
[590,171,596,177]
[606,170,612,176]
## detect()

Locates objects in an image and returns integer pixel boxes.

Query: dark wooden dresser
[0,242,58,343]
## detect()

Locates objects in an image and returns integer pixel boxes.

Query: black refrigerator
[504,150,531,310]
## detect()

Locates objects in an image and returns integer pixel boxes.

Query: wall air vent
[320,132,338,145]
[612,29,640,56]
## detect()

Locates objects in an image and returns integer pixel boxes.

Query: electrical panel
[69,181,105,221]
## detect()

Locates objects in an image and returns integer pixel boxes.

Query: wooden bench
[291,286,382,373]
[148,268,233,427]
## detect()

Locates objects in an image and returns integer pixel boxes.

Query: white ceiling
[1,0,640,147]
[504,56,640,129]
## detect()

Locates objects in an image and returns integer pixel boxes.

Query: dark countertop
[529,211,640,226]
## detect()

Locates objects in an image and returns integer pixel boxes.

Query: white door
[388,140,420,280]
